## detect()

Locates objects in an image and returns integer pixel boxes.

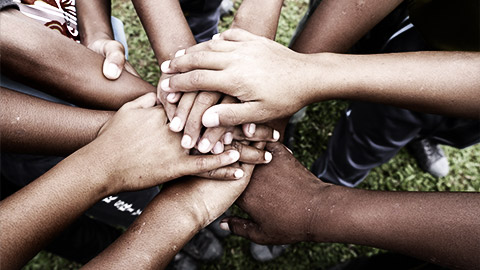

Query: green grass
[23,0,480,269]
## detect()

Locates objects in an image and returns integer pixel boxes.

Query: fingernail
[169,117,182,132]
[167,93,177,103]
[181,135,192,149]
[228,150,240,161]
[213,141,224,154]
[264,151,272,163]
[160,78,171,91]
[224,132,233,145]
[220,221,230,231]
[212,33,221,40]
[248,123,256,135]
[198,138,211,153]
[160,60,171,73]
[175,49,186,57]
[234,169,244,179]
[105,63,121,79]
[203,111,220,127]
[273,130,280,141]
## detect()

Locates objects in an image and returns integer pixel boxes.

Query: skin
[133,0,283,152]
[0,87,112,155]
[221,143,480,270]
[0,94,256,270]
[161,29,480,125]
[83,144,264,269]
[76,0,139,79]
[0,9,153,110]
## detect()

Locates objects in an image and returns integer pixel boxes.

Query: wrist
[308,184,359,243]
[305,53,354,102]
[82,32,114,48]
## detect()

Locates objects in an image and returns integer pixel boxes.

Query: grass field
[23,0,479,269]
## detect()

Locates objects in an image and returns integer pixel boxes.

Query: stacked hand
[160,29,318,127]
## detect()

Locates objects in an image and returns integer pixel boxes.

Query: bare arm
[0,94,244,269]
[222,143,480,270]
[0,9,154,110]
[0,87,113,155]
[76,0,138,79]
[290,0,403,53]
[83,143,263,269]
[161,30,480,125]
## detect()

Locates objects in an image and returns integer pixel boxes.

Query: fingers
[124,61,140,77]
[232,125,280,142]
[198,126,226,153]
[182,92,222,149]
[226,141,272,164]
[160,70,230,94]
[157,83,177,121]
[161,51,229,74]
[202,103,267,127]
[102,40,126,80]
[195,165,245,180]
[183,149,240,175]
[220,28,263,42]
[220,217,265,243]
[121,92,157,110]
[169,92,197,132]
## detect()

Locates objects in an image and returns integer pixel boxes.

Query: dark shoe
[407,138,449,177]
[167,252,198,270]
[182,229,223,261]
[250,243,288,262]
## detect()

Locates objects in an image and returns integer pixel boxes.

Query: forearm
[0,87,113,155]
[0,149,111,269]
[318,188,480,269]
[76,0,113,46]
[84,179,204,269]
[232,0,283,39]
[0,9,154,110]
[132,0,196,62]
[309,51,480,118]
[290,0,402,53]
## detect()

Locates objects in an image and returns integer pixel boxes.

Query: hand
[84,93,243,194]
[220,142,334,245]
[160,29,316,127]
[87,38,140,80]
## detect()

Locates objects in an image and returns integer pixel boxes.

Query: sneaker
[250,243,288,262]
[182,229,223,261]
[407,138,449,178]
[167,252,198,270]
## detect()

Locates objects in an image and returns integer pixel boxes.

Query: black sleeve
[0,0,19,10]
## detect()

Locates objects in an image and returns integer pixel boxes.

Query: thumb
[220,28,262,42]
[202,103,264,127]
[102,40,126,80]
[220,217,265,243]
[121,93,157,110]
[183,149,240,175]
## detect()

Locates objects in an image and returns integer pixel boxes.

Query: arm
[0,9,154,110]
[222,143,480,269]
[0,87,112,155]
[76,0,139,79]
[161,30,480,125]
[0,94,244,269]
[290,0,403,53]
[83,143,263,269]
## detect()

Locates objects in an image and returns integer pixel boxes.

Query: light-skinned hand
[160,29,318,127]
[84,93,244,194]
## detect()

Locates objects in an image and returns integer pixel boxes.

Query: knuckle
[195,157,209,171]
[189,70,204,86]
[196,92,217,106]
